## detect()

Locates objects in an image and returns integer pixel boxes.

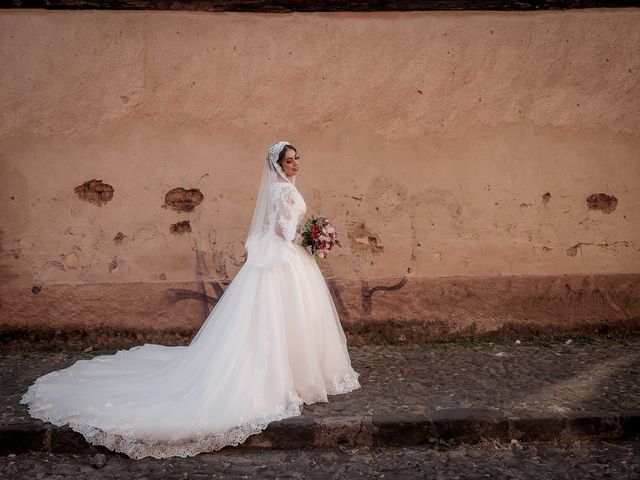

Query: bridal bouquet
[298,216,342,259]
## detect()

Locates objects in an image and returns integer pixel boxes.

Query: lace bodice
[270,182,306,242]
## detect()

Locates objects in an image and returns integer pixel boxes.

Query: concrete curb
[2,409,638,456]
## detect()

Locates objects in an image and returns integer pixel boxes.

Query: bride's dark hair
[276,144,297,168]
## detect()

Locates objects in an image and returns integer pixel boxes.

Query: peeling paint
[45,260,65,270]
[586,193,618,214]
[349,223,384,253]
[59,248,81,269]
[74,179,114,206]
[459,231,480,240]
[504,224,516,236]
[566,244,583,257]
[108,257,118,273]
[566,240,630,257]
[163,188,204,212]
[170,220,192,234]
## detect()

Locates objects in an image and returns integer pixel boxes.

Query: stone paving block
[620,411,640,438]
[371,414,432,447]
[2,338,639,455]
[564,412,625,440]
[246,415,316,449]
[0,423,48,455]
[506,411,568,442]
[316,415,364,447]
[431,407,509,442]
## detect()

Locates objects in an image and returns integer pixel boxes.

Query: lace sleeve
[273,184,297,242]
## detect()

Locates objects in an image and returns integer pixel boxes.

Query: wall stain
[166,283,224,310]
[166,232,227,319]
[361,277,408,314]
[327,278,350,321]
[411,189,463,224]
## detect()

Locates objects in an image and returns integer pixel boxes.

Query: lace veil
[244,140,296,255]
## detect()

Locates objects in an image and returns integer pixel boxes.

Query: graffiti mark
[166,283,225,309]
[327,278,350,321]
[167,239,227,312]
[165,227,232,318]
[361,278,409,314]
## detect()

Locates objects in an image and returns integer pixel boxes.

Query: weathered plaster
[0,9,639,338]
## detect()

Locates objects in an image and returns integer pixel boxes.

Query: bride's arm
[273,185,296,242]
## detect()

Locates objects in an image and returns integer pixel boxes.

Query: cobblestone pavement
[4,337,639,427]
[1,440,638,479]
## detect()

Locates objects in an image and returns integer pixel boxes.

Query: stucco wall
[1,9,639,344]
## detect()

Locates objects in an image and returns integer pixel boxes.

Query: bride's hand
[294,233,304,245]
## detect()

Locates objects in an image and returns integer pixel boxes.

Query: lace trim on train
[19,370,362,460]
[326,370,361,395]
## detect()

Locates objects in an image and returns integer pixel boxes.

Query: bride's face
[281,148,300,178]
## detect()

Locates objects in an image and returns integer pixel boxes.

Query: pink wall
[1,9,638,344]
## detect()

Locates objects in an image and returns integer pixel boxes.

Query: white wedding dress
[20,166,361,459]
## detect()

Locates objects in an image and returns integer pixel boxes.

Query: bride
[20,140,361,459]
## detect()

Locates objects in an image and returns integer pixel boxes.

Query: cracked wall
[0,9,639,339]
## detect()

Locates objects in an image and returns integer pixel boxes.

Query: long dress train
[19,180,361,459]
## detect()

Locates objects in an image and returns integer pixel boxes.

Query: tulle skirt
[20,234,361,459]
